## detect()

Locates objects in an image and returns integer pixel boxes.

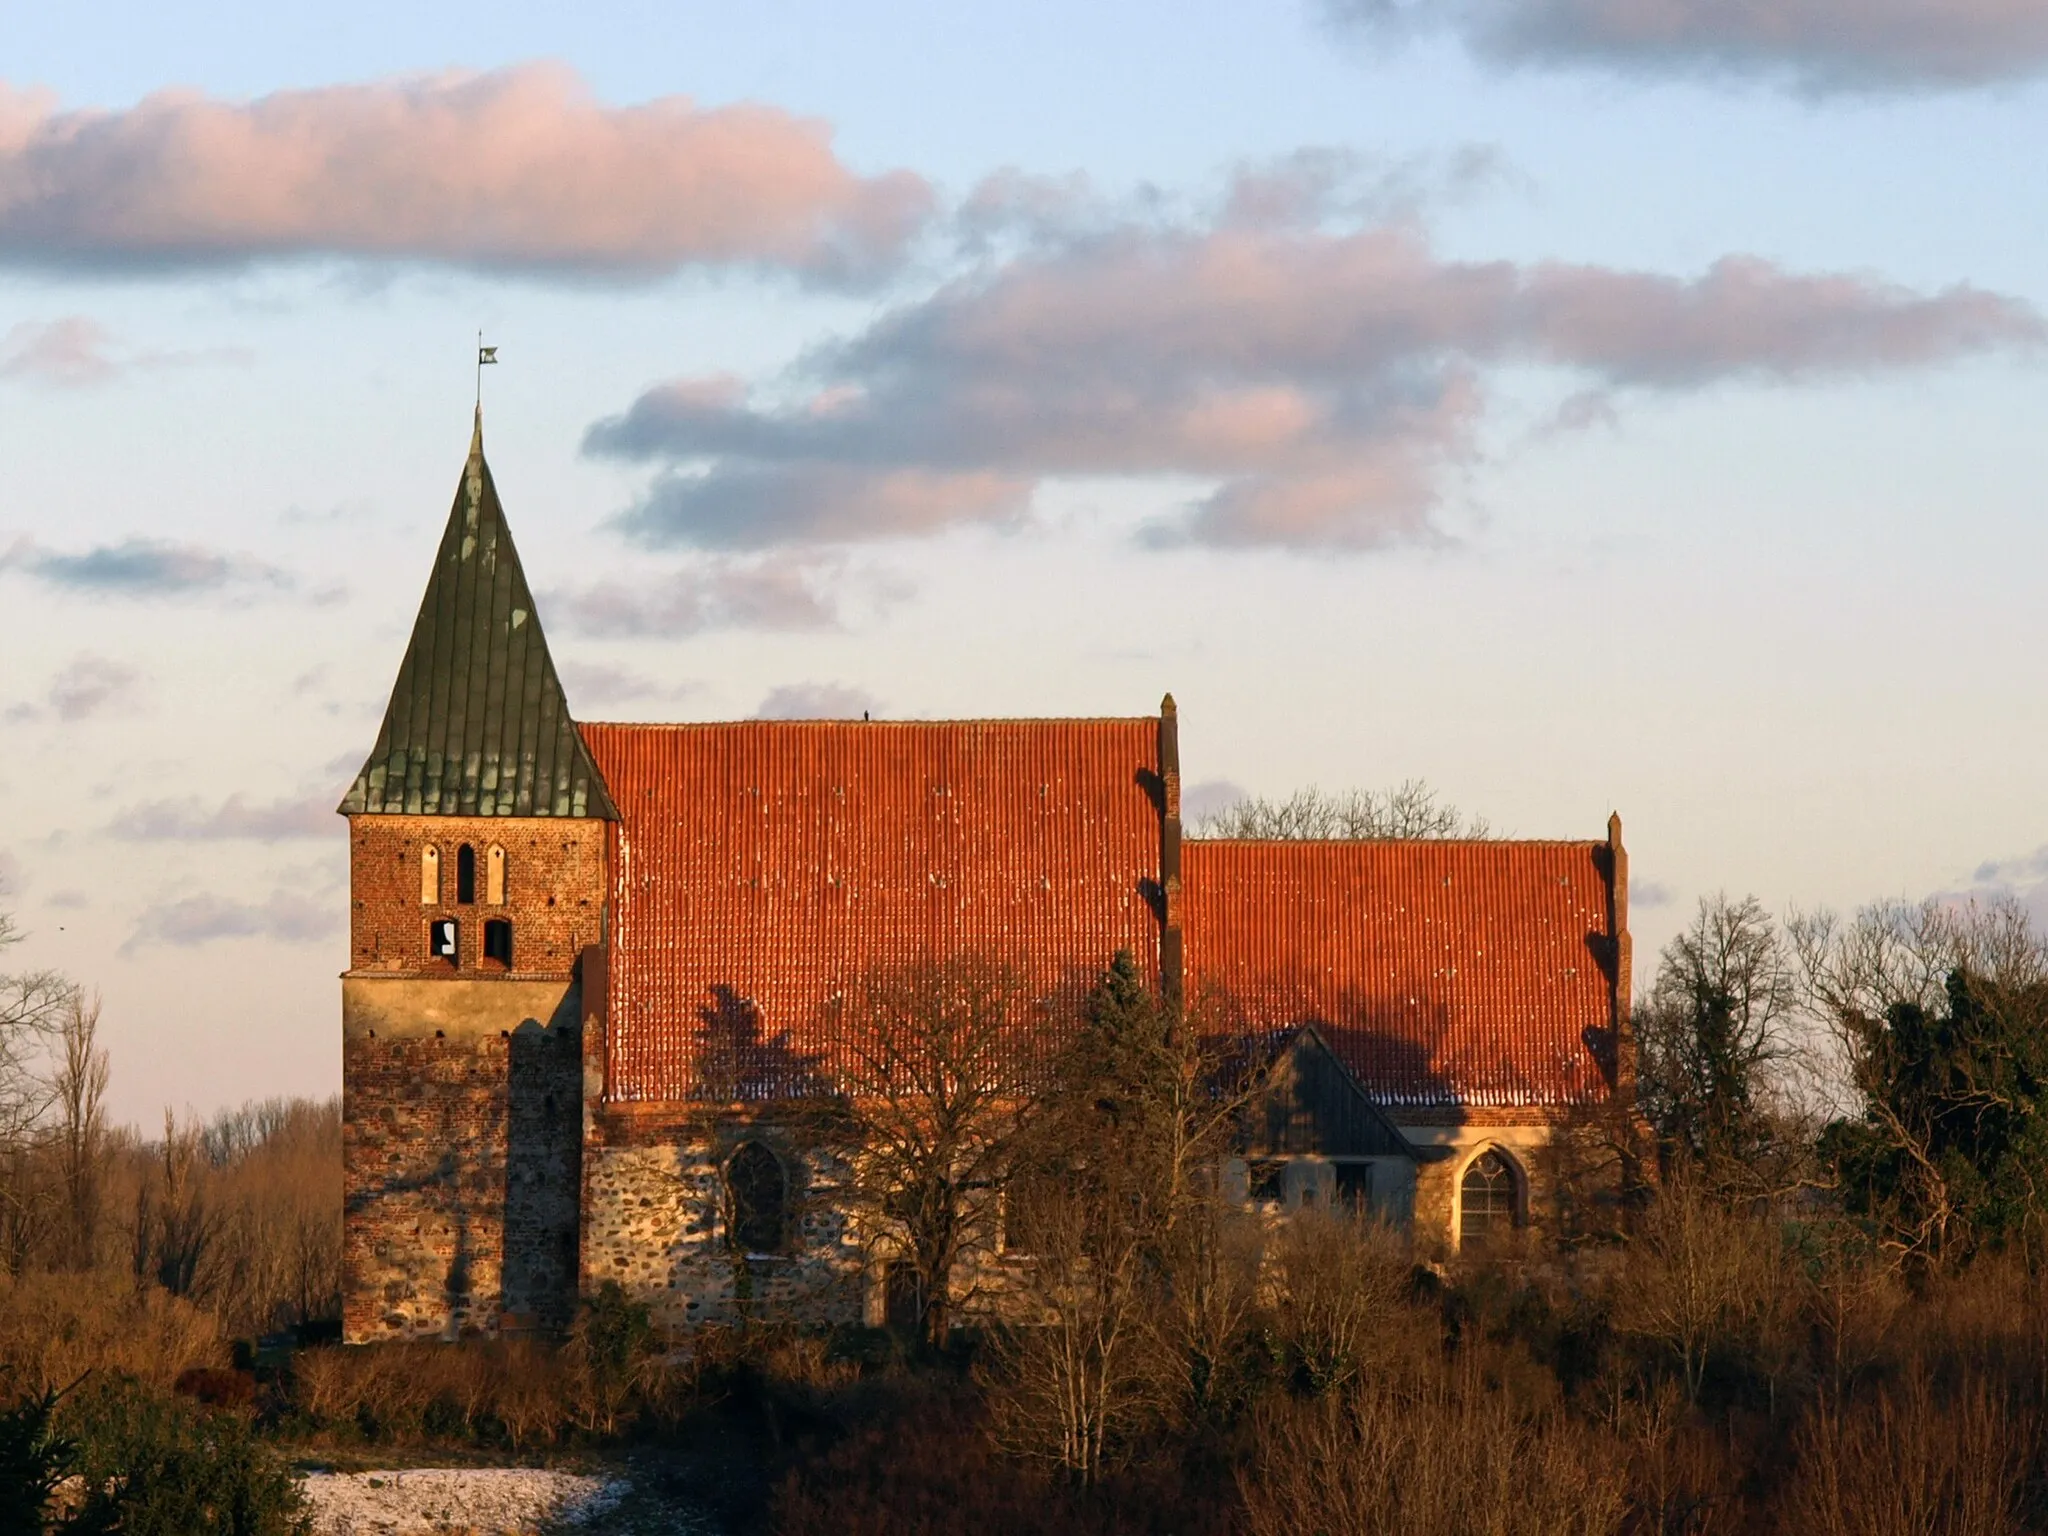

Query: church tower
[337,411,614,1342]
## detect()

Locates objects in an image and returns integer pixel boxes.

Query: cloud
[0,316,115,385]
[1324,0,2048,93]
[545,555,857,636]
[1182,779,1250,826]
[0,66,931,283]
[0,536,290,595]
[8,654,146,722]
[587,203,2041,550]
[107,792,334,842]
[0,316,253,388]
[122,889,338,952]
[754,682,881,719]
[555,661,700,708]
[1631,879,1676,910]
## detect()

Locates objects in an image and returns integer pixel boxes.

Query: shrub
[63,1376,307,1536]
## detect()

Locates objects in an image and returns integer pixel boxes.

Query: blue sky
[3,1,2046,1122]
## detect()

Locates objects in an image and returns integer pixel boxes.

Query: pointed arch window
[1460,1149,1522,1252]
[486,845,507,905]
[483,919,513,970]
[726,1142,788,1256]
[456,844,477,905]
[420,846,441,906]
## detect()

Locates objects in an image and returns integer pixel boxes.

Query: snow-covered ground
[300,1467,626,1535]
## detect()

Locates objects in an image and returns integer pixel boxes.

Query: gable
[1243,1027,1415,1158]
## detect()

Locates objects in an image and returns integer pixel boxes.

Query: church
[337,415,1635,1342]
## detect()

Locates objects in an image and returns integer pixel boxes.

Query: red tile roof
[580,719,1165,1103]
[1180,839,1620,1109]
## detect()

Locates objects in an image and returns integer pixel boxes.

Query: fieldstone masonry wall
[343,1025,583,1342]
[580,1121,866,1331]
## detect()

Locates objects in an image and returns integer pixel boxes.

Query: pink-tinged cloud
[122,890,337,952]
[545,554,852,637]
[588,216,2042,550]
[0,316,115,386]
[1327,0,2048,92]
[0,66,931,282]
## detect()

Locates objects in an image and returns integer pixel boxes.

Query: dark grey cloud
[754,682,882,720]
[0,536,290,595]
[0,66,930,285]
[1325,0,2048,93]
[122,890,337,952]
[107,792,334,842]
[588,205,2041,551]
[544,555,857,636]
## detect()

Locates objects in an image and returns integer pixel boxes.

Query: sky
[2,0,2046,1125]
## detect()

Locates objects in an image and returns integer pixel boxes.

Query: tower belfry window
[483,919,512,970]
[456,844,477,904]
[429,919,459,967]
[420,846,441,905]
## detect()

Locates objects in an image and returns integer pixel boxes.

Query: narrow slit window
[429,918,459,967]
[455,844,477,904]
[483,919,513,970]
[727,1141,788,1256]
[420,846,441,905]
[486,845,507,905]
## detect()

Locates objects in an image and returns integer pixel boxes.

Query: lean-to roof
[1181,838,1620,1109]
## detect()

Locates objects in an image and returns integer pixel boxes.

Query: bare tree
[52,991,110,1269]
[1636,894,1803,1190]
[989,956,1256,1480]
[0,905,74,1273]
[1792,896,2048,1262]
[1195,780,1489,840]
[822,954,1044,1348]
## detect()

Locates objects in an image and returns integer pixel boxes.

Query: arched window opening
[1460,1149,1521,1252]
[420,846,441,906]
[428,918,459,968]
[483,919,513,970]
[486,845,507,905]
[727,1141,787,1256]
[455,844,477,905]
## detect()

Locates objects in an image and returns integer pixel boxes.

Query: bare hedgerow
[1238,1368,1627,1536]
[1781,1368,2033,1536]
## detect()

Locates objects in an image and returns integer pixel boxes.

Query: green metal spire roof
[340,411,617,820]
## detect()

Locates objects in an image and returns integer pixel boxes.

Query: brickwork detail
[350,815,606,978]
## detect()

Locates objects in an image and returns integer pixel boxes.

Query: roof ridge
[578,715,1159,730]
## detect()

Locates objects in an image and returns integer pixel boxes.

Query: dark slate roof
[340,412,617,820]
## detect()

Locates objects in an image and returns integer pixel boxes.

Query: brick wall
[349,815,606,977]
[342,814,606,1342]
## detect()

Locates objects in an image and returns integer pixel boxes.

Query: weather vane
[476,331,498,408]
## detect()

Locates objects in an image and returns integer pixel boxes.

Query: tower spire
[339,415,615,820]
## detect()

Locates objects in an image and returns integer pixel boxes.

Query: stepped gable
[341,410,616,820]
[580,717,1165,1103]
[1181,838,1620,1109]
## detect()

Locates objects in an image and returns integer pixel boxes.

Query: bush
[63,1376,306,1536]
